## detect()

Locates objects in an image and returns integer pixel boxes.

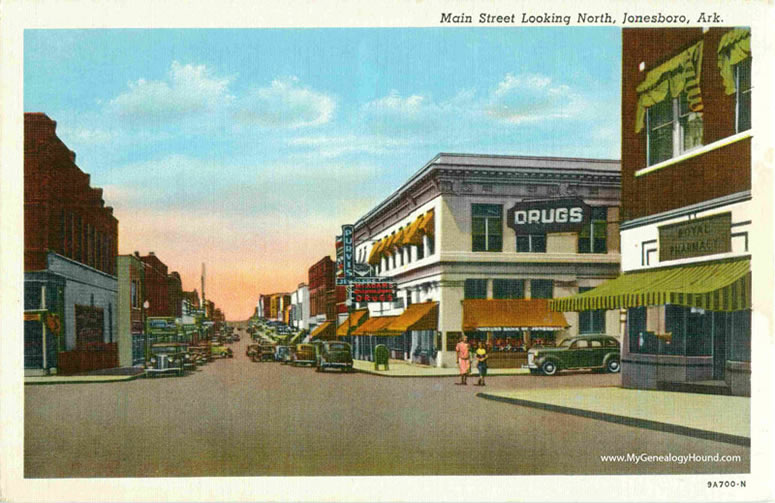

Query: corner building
[349,153,621,368]
[553,28,753,396]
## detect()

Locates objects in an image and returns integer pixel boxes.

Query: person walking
[475,345,488,386]
[455,334,470,385]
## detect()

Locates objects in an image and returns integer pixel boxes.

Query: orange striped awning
[386,302,438,332]
[462,299,568,332]
[336,309,369,337]
[351,316,400,336]
[309,321,336,340]
[367,237,386,265]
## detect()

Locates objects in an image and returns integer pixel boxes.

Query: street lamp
[143,300,150,362]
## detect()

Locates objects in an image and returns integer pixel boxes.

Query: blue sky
[25,28,621,318]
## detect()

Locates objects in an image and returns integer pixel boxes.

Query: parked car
[211,343,234,359]
[526,335,621,376]
[291,344,317,366]
[252,344,275,362]
[316,341,354,372]
[145,342,189,377]
[274,345,292,363]
[246,344,260,359]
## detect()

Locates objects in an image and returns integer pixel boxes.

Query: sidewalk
[478,387,750,446]
[25,367,145,385]
[353,359,529,377]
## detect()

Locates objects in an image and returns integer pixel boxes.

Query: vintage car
[526,335,621,376]
[210,343,234,358]
[316,341,353,372]
[246,344,260,359]
[252,344,275,362]
[274,345,292,364]
[291,344,317,366]
[145,342,189,377]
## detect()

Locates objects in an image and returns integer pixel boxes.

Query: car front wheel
[606,358,621,373]
[541,360,558,376]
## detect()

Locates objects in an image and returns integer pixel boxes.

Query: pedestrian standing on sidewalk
[455,335,470,385]
[475,346,488,386]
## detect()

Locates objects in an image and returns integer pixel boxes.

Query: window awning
[462,299,569,332]
[635,40,704,133]
[718,28,751,95]
[399,214,426,247]
[308,321,336,340]
[367,238,386,266]
[419,209,435,237]
[351,316,400,336]
[386,301,438,332]
[549,257,751,313]
[336,309,369,337]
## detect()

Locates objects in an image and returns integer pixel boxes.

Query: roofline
[354,152,621,230]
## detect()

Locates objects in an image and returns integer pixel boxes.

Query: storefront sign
[341,225,354,278]
[659,213,731,261]
[507,198,589,234]
[351,281,397,303]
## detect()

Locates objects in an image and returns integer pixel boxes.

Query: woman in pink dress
[455,335,470,385]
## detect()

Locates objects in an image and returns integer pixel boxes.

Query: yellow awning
[336,309,369,337]
[367,237,386,266]
[309,321,336,340]
[399,214,425,247]
[549,257,751,312]
[351,316,400,336]
[462,299,568,332]
[419,209,435,237]
[386,302,438,332]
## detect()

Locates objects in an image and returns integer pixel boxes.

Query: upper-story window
[735,57,752,133]
[718,28,751,134]
[516,234,546,253]
[472,204,502,252]
[578,207,608,254]
[635,40,705,167]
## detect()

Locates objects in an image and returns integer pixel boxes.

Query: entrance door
[713,312,727,380]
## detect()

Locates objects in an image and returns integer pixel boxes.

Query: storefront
[551,257,751,395]
[308,320,336,341]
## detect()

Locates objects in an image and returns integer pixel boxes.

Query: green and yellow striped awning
[549,258,751,313]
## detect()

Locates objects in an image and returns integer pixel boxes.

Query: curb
[353,367,530,378]
[24,373,144,385]
[477,392,750,447]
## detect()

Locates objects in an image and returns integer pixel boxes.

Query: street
[25,333,749,477]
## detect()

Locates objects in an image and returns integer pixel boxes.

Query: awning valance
[635,40,704,133]
[386,302,438,332]
[462,299,569,332]
[336,309,369,337]
[549,257,751,312]
[351,316,400,336]
[718,28,751,95]
[309,321,337,340]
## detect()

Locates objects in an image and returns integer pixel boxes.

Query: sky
[24,28,621,320]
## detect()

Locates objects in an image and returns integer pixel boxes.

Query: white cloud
[485,73,587,125]
[362,90,428,118]
[56,126,116,145]
[109,61,234,121]
[288,134,415,158]
[236,77,335,128]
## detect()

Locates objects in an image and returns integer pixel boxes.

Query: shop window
[493,279,524,299]
[464,279,487,299]
[735,57,752,132]
[578,287,605,334]
[627,306,649,354]
[646,92,704,166]
[578,207,608,254]
[472,204,502,252]
[516,234,546,253]
[131,280,139,308]
[728,309,751,362]
[530,279,553,299]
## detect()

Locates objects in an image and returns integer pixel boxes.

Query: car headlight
[185,354,191,360]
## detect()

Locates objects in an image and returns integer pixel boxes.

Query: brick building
[167,271,183,318]
[24,113,119,374]
[139,252,170,317]
[308,256,336,329]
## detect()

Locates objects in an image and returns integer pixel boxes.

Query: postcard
[1,0,772,502]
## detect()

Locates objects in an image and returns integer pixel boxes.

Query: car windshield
[327,343,348,351]
[153,346,180,353]
[558,339,572,348]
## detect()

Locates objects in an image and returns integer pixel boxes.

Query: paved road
[25,330,749,477]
